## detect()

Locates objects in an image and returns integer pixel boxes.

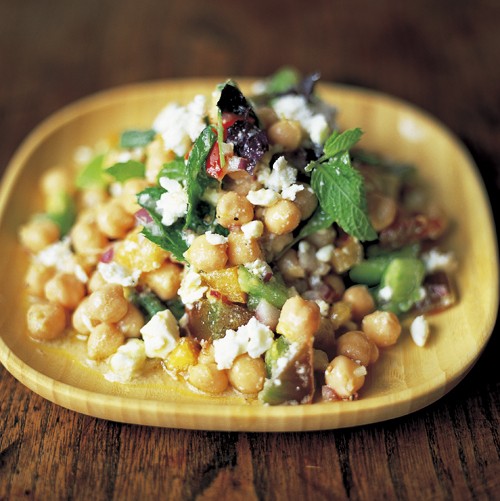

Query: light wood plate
[0,79,497,431]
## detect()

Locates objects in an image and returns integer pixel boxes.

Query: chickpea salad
[19,69,457,405]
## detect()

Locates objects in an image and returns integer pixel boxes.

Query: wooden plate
[0,79,497,431]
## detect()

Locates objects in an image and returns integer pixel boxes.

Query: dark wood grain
[1,1,499,499]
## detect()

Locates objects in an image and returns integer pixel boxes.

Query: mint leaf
[322,128,363,159]
[76,153,107,189]
[157,157,187,183]
[120,129,156,149]
[136,186,188,262]
[184,126,218,230]
[106,160,145,183]
[311,152,377,241]
[266,67,300,94]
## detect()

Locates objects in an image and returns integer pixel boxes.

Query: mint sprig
[308,128,377,242]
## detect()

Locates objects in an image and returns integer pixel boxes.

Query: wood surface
[0,0,499,499]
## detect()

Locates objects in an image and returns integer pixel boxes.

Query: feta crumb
[245,259,272,280]
[97,261,141,287]
[36,237,88,283]
[213,317,274,370]
[410,315,430,347]
[156,178,188,226]
[205,232,228,245]
[140,309,180,359]
[281,183,304,201]
[314,299,331,317]
[153,95,207,156]
[315,244,335,263]
[246,188,280,207]
[378,285,393,301]
[241,220,264,240]
[178,268,207,306]
[107,339,146,382]
[266,156,298,192]
[422,249,457,273]
[353,365,368,377]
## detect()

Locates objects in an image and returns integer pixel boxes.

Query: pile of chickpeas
[18,96,406,403]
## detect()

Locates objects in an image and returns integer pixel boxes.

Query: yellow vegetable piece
[200,266,247,303]
[165,338,200,373]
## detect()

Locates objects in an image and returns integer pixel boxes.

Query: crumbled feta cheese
[241,220,264,240]
[153,95,207,156]
[246,188,280,207]
[97,261,141,287]
[245,259,272,280]
[178,268,207,306]
[281,183,304,201]
[271,95,331,145]
[314,299,331,317]
[378,285,393,301]
[156,178,188,226]
[422,249,457,273]
[353,365,368,377]
[36,237,88,283]
[140,309,180,359]
[410,315,430,347]
[266,156,298,192]
[315,244,335,263]
[213,317,274,369]
[205,232,228,245]
[107,339,146,382]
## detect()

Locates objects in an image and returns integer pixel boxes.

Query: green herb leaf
[157,157,187,183]
[311,152,377,241]
[136,186,188,262]
[184,126,218,230]
[120,129,156,149]
[106,160,145,183]
[44,191,76,236]
[75,153,107,189]
[266,67,300,94]
[322,128,363,159]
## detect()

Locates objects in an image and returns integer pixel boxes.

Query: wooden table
[1,1,498,499]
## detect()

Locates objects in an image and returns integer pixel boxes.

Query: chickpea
[72,297,97,335]
[87,323,125,360]
[294,184,318,220]
[86,284,129,323]
[40,166,74,196]
[44,273,86,310]
[19,218,60,253]
[184,234,228,272]
[79,187,109,209]
[188,362,229,394]
[96,199,135,239]
[264,199,301,235]
[119,178,150,214]
[216,192,254,228]
[276,296,321,342]
[277,249,305,280]
[306,227,336,248]
[223,171,261,196]
[228,354,266,394]
[362,310,402,347]
[267,119,303,150]
[143,261,182,301]
[70,221,108,257]
[323,274,346,301]
[325,355,367,399]
[87,269,108,293]
[336,331,377,367]
[257,106,278,128]
[367,192,397,231]
[27,302,67,340]
[329,300,352,330]
[25,263,55,297]
[117,303,145,338]
[227,231,263,266]
[197,342,216,364]
[343,285,376,322]
[331,236,364,274]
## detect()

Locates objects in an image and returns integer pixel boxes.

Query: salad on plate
[18,69,457,405]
